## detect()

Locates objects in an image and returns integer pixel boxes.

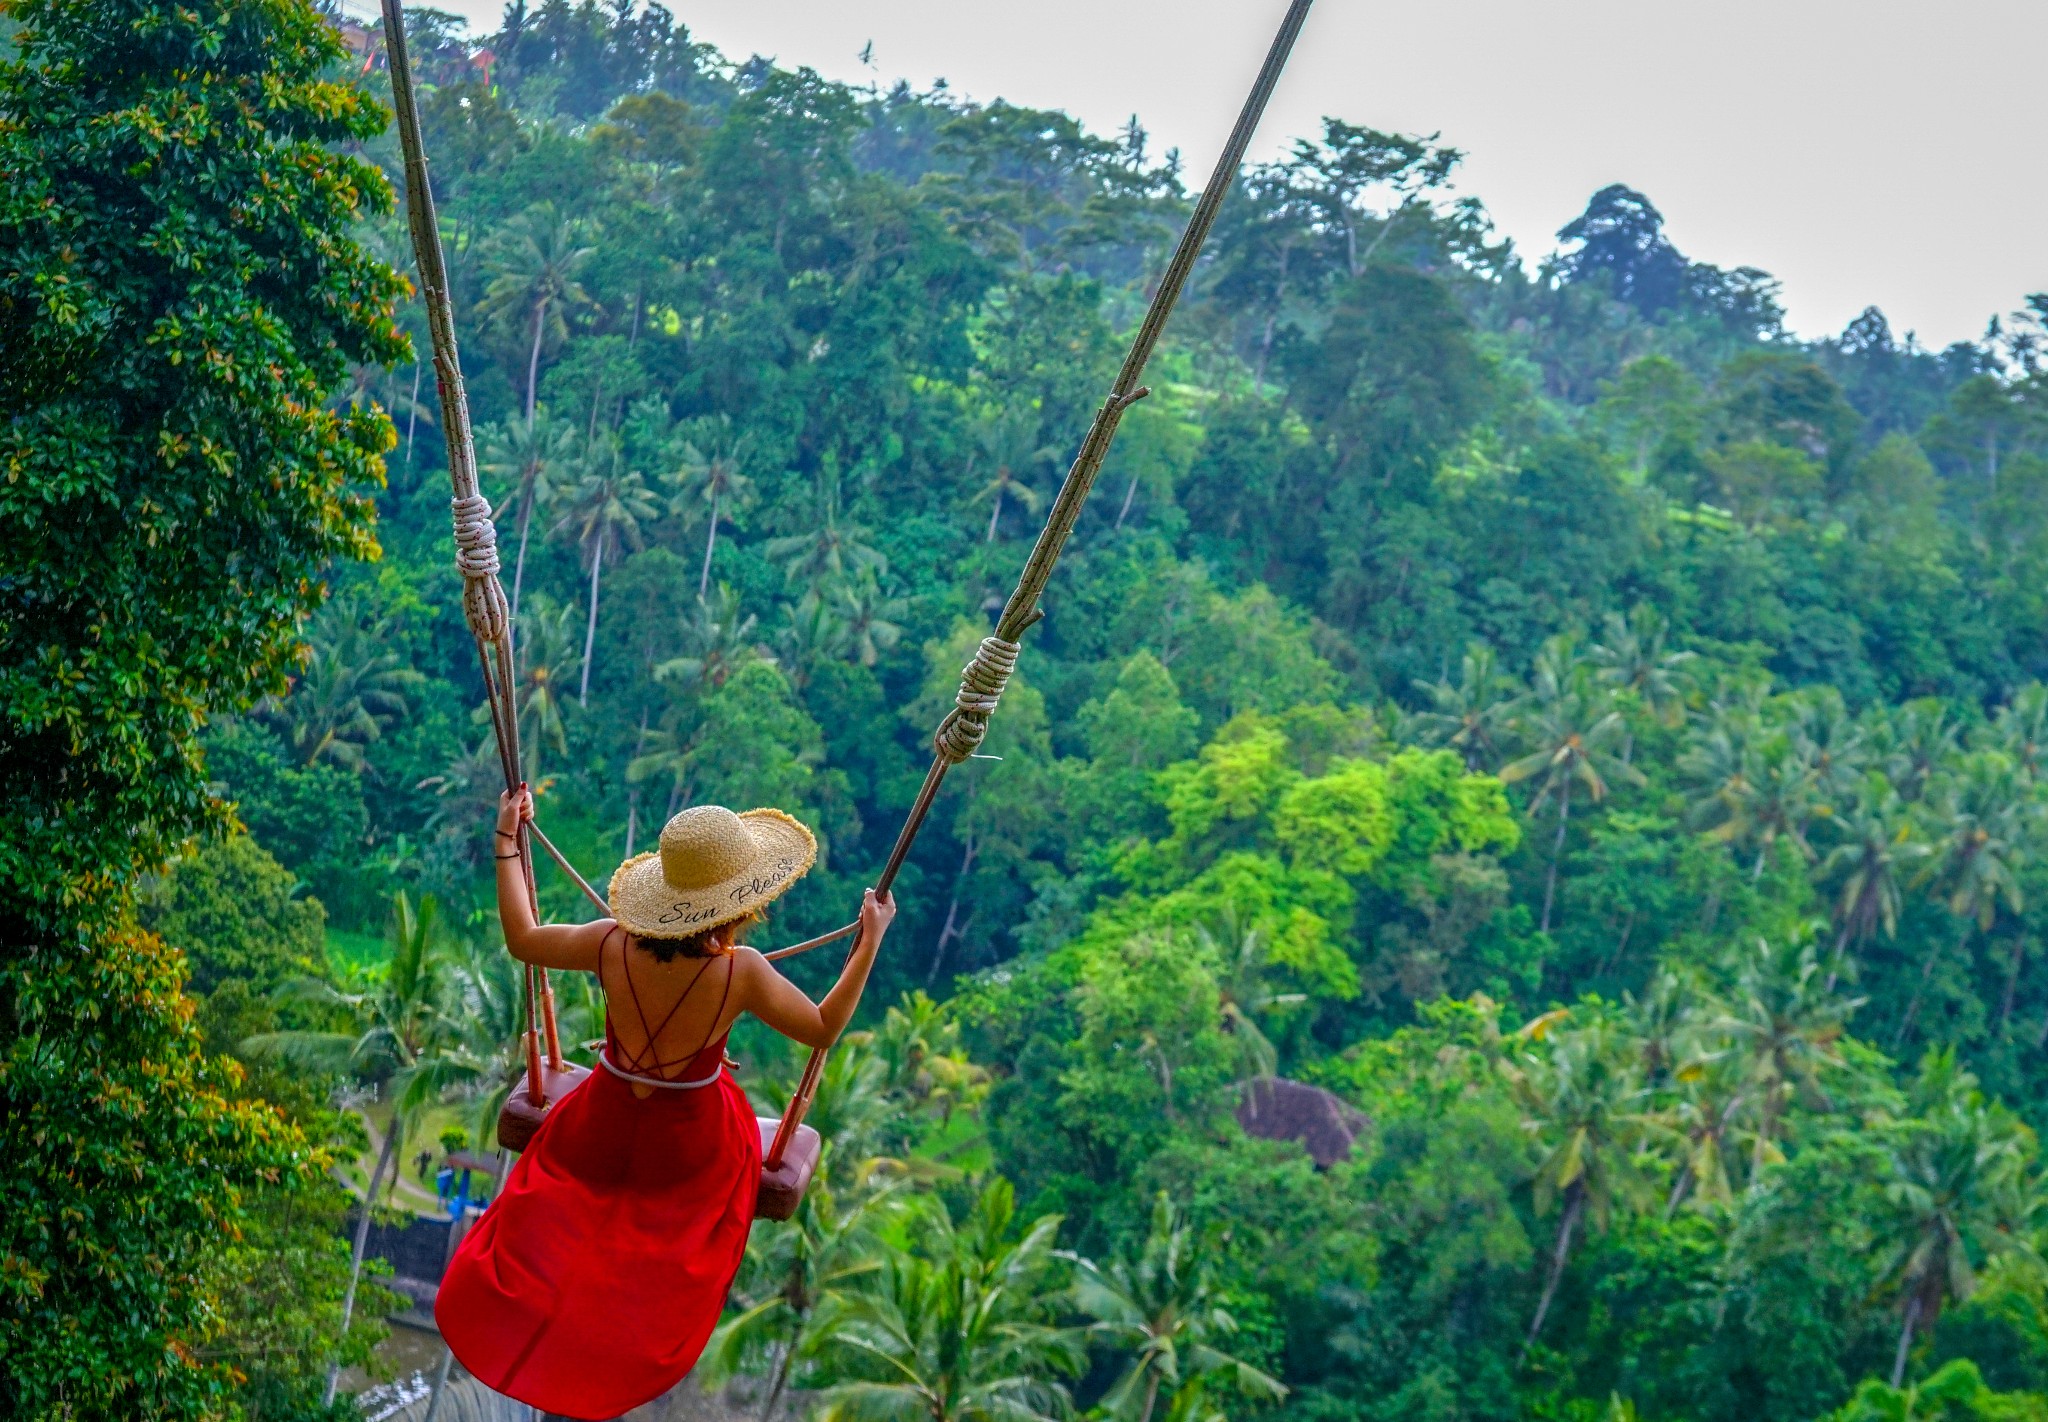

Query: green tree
[809,1179,1085,1422]
[554,461,658,703]
[1501,638,1643,933]
[0,0,405,1411]
[479,412,583,618]
[667,424,761,599]
[246,893,473,1405]
[478,200,595,430]
[1070,1193,1286,1422]
[138,834,326,996]
[1411,642,1523,773]
[260,591,424,770]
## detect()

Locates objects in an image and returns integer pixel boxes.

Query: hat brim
[607,808,817,939]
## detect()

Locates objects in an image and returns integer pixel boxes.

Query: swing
[381,0,1316,1223]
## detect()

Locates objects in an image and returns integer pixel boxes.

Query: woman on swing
[437,788,894,1421]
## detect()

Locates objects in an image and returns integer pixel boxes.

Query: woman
[436,788,893,1421]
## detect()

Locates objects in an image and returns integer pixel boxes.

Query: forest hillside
[8,2,2048,1419]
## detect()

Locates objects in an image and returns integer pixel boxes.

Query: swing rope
[380,0,1316,1167]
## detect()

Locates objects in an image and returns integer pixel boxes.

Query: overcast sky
[414,0,2046,350]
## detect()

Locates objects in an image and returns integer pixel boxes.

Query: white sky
[413,0,2047,350]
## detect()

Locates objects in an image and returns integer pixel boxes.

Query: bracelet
[495,850,524,860]
[495,828,519,840]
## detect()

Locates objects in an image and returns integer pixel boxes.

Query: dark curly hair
[633,911,758,964]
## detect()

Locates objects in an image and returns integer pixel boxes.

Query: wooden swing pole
[382,0,565,1097]
[766,0,1319,1168]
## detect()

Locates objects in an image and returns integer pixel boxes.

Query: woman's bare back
[598,930,743,1098]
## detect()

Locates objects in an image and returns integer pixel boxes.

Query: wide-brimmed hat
[608,805,817,939]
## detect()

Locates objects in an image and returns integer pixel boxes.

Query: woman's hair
[634,911,758,964]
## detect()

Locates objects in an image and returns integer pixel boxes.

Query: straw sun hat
[607,805,817,939]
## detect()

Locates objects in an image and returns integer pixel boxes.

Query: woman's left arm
[495,787,610,972]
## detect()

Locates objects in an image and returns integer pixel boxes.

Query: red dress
[437,944,758,1421]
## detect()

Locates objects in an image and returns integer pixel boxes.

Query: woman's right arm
[739,888,896,1050]
[494,787,608,972]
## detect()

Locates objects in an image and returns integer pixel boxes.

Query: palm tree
[1714,933,1857,1174]
[1499,1013,1651,1357]
[1741,735,1822,881]
[967,410,1055,543]
[1897,753,2029,1047]
[479,413,582,619]
[261,594,424,770]
[765,470,885,594]
[477,201,595,428]
[866,992,991,1126]
[1988,683,2048,781]
[1877,1050,2046,1386]
[708,1163,903,1422]
[808,1178,1085,1422]
[775,590,852,690]
[1501,638,1643,933]
[509,594,581,781]
[244,894,472,1405]
[666,423,760,599]
[832,568,907,669]
[653,584,766,693]
[1588,606,1695,759]
[1195,916,1305,1083]
[1409,642,1523,772]
[1789,685,1869,805]
[1816,777,1929,989]
[553,461,659,703]
[1875,699,1962,805]
[1070,1194,1285,1422]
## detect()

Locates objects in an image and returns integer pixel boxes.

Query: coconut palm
[1714,933,1857,1173]
[1501,637,1644,933]
[244,894,474,1405]
[653,584,766,694]
[553,461,659,702]
[1588,606,1695,756]
[1409,642,1523,772]
[1499,1013,1652,1356]
[1195,916,1306,1083]
[765,470,885,594]
[1897,753,2029,1048]
[510,593,581,781]
[1988,682,2048,781]
[1069,1194,1286,1422]
[479,412,582,619]
[666,423,760,599]
[262,594,424,771]
[1816,777,1929,988]
[832,568,907,669]
[1741,734,1822,881]
[1874,699,1962,805]
[477,201,596,428]
[776,590,853,691]
[1877,1049,2046,1386]
[966,410,1056,543]
[1789,685,1869,805]
[808,1178,1085,1422]
[865,991,991,1126]
[708,1161,904,1422]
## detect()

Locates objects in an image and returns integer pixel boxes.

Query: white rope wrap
[452,494,509,644]
[933,635,1021,763]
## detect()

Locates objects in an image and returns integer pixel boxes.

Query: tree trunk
[580,530,604,705]
[422,1343,456,1422]
[699,489,721,600]
[760,1319,804,1422]
[404,361,423,471]
[927,837,979,986]
[1997,936,2026,1033]
[1540,780,1572,935]
[1891,1290,1923,1388]
[1523,1183,1584,1360]
[985,484,1004,542]
[1664,1159,1694,1218]
[510,463,538,621]
[524,297,547,428]
[1895,920,1971,1050]
[1115,471,1141,530]
[1825,922,1853,994]
[324,1112,401,1405]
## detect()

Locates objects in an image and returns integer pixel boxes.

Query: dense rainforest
[6,1,2048,1419]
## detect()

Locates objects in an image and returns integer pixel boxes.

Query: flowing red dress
[437,945,758,1421]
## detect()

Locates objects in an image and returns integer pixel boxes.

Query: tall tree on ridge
[555,460,658,703]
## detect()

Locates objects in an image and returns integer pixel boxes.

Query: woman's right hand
[497,785,533,835]
[859,887,897,943]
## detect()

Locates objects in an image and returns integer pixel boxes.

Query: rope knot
[451,493,509,644]
[934,636,1021,763]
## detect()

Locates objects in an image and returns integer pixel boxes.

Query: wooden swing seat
[496,1067,820,1220]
